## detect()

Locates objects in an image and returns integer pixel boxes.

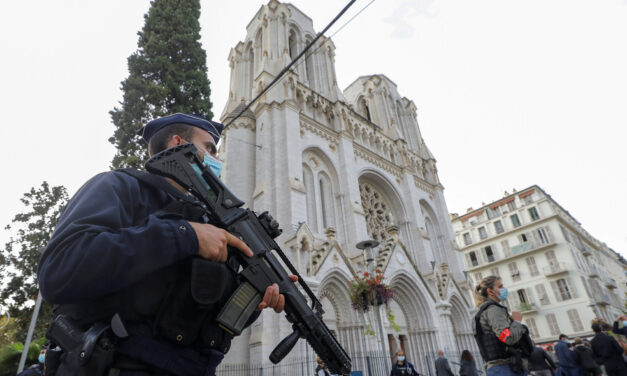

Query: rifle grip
[216,281,261,336]
[270,330,300,364]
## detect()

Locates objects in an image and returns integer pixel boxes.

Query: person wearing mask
[459,350,478,376]
[16,348,46,376]
[573,338,600,376]
[390,350,419,375]
[38,114,294,375]
[473,276,533,376]
[528,345,556,376]
[590,322,627,376]
[612,315,627,337]
[555,334,580,376]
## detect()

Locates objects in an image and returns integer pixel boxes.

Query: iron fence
[216,350,485,376]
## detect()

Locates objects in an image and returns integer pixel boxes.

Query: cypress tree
[109,0,213,169]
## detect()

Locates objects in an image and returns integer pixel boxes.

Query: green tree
[0,337,46,376]
[0,182,68,344]
[109,0,213,169]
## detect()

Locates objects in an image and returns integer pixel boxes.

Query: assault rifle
[145,144,351,375]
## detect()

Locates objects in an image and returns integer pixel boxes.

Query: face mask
[202,152,222,178]
[191,152,222,186]
[38,354,45,364]
[498,288,509,301]
[397,356,405,362]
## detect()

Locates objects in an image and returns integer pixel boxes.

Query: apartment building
[451,185,626,343]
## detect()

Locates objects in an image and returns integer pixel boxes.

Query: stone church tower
[218,1,478,373]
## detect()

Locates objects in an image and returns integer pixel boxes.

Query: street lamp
[356,239,390,374]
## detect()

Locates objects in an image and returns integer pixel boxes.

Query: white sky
[1,0,626,257]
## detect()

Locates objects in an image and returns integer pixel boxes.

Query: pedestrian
[390,350,419,375]
[590,322,627,376]
[459,350,478,376]
[473,276,533,376]
[528,345,556,376]
[16,348,46,376]
[316,357,331,376]
[555,334,581,376]
[38,114,295,375]
[612,315,627,337]
[573,338,600,376]
[434,350,454,376]
[546,345,559,371]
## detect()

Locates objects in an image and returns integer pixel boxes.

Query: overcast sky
[1,0,626,258]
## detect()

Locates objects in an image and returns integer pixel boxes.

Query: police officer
[390,350,418,375]
[38,114,295,376]
[473,275,531,376]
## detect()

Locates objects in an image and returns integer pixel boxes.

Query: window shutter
[545,225,554,243]
[551,280,563,302]
[525,287,534,304]
[510,290,521,310]
[535,283,550,305]
[531,230,540,247]
[567,309,584,332]
[465,253,472,268]
[501,240,511,257]
[559,225,570,242]
[566,277,578,299]
[546,314,561,335]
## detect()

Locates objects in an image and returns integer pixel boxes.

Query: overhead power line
[224,0,363,129]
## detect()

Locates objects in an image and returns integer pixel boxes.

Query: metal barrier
[216,350,485,376]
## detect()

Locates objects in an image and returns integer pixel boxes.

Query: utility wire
[283,0,376,77]
[224,0,358,129]
[222,0,376,151]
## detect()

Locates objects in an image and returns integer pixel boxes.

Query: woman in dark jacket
[574,338,601,376]
[459,350,478,376]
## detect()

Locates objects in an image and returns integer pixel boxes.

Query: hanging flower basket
[348,270,393,312]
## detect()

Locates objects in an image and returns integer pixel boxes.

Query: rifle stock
[145,144,351,375]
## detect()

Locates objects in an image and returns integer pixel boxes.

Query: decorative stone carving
[435,263,451,300]
[359,182,394,243]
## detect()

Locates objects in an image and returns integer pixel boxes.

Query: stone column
[435,301,458,355]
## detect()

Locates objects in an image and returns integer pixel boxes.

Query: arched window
[246,44,254,99]
[288,30,298,60]
[305,36,314,88]
[254,29,263,74]
[423,218,436,264]
[319,172,335,230]
[359,97,371,122]
[303,164,317,232]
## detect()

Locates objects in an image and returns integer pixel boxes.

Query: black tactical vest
[474,300,510,362]
[53,169,240,354]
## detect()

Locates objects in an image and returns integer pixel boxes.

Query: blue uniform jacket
[38,170,251,375]
[38,170,198,304]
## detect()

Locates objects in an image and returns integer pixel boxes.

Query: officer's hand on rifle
[189,222,298,314]
[257,276,299,313]
[189,222,253,261]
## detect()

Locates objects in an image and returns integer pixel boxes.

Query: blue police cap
[137,113,224,144]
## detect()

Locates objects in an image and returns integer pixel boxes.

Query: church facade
[218,1,478,373]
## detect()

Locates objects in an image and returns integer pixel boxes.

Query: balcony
[519,302,538,314]
[594,292,612,306]
[543,262,569,277]
[581,246,592,257]
[588,265,600,278]
[603,277,618,290]
[511,242,534,255]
